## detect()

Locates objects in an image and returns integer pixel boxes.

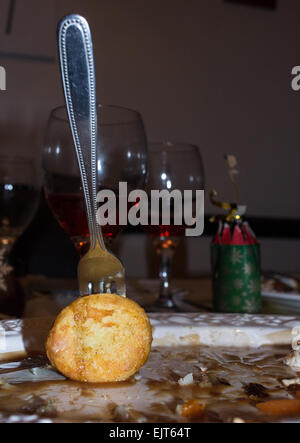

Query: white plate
[262,292,300,315]
[0,314,300,423]
[263,291,300,303]
[0,313,299,354]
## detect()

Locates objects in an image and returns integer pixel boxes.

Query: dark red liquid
[143,197,197,241]
[143,223,187,239]
[143,217,193,251]
[46,193,195,246]
[0,184,40,231]
[46,193,123,241]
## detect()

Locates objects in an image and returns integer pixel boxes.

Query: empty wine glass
[144,143,204,309]
[0,156,40,315]
[43,105,148,256]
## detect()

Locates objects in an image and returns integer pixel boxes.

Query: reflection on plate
[1,314,300,423]
[262,292,300,316]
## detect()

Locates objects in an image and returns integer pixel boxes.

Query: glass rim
[50,104,143,126]
[149,141,201,153]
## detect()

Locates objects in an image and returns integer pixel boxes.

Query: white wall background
[0,0,300,276]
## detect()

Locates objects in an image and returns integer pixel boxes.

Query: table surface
[3,275,294,319]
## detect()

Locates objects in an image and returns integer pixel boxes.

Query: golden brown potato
[46,294,152,383]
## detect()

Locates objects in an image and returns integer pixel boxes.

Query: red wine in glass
[145,142,204,310]
[143,212,196,251]
[43,105,148,258]
[0,184,40,242]
[0,157,40,317]
[46,191,135,256]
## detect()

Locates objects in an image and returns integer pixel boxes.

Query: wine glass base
[146,290,184,312]
[147,304,178,313]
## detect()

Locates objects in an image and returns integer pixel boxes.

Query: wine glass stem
[0,241,13,292]
[0,240,13,259]
[157,246,175,308]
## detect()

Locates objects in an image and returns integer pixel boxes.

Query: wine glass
[144,142,204,310]
[0,156,40,316]
[43,105,148,256]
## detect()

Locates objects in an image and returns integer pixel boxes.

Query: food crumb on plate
[282,378,300,387]
[178,373,194,386]
[233,417,245,423]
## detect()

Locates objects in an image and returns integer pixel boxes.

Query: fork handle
[58,14,105,251]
